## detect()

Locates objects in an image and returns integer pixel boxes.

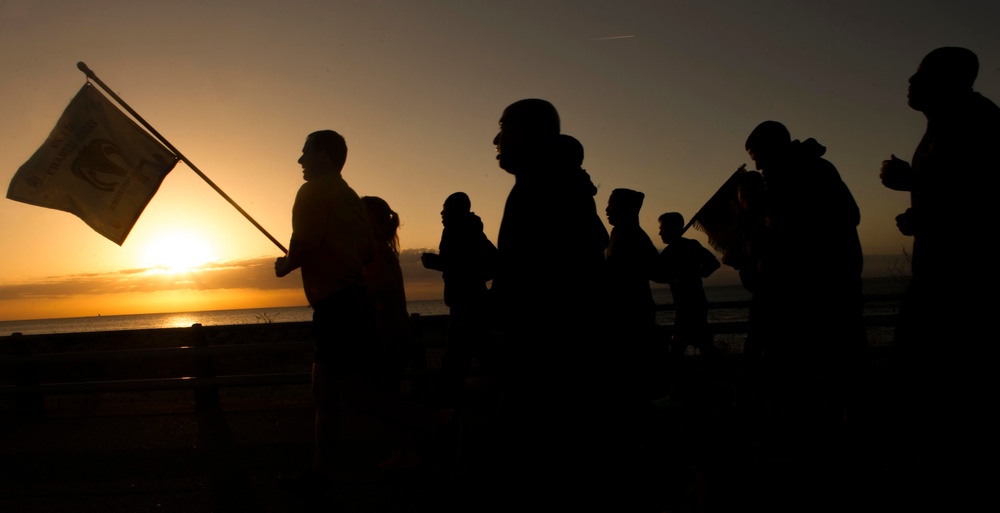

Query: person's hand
[274,256,291,277]
[421,252,440,270]
[895,208,916,236]
[880,154,914,191]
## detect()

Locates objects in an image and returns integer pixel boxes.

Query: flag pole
[682,163,747,235]
[76,62,288,254]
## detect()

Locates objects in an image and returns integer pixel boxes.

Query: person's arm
[650,248,673,284]
[421,251,443,271]
[895,208,916,237]
[276,183,323,278]
[701,248,722,278]
[642,237,660,281]
[700,245,722,278]
[275,239,318,277]
[880,154,915,192]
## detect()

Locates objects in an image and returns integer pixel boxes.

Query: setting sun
[140,230,218,274]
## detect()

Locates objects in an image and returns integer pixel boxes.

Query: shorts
[311,286,377,378]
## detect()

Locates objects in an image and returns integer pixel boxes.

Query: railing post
[407,313,432,401]
[190,323,221,414]
[11,333,45,418]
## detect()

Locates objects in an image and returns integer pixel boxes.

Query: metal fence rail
[0,295,903,411]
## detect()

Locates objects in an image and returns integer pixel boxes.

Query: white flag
[6,83,178,245]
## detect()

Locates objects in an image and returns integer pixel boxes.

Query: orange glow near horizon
[0,288,308,322]
[2,2,990,323]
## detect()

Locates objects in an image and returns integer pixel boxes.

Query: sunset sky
[2,1,998,321]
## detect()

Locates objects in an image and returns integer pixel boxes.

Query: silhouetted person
[491,105,609,363]
[491,107,609,326]
[275,130,377,491]
[362,196,421,469]
[489,99,623,509]
[652,212,721,359]
[744,120,866,510]
[421,192,497,410]
[606,189,659,328]
[604,188,660,397]
[722,170,774,470]
[745,121,866,367]
[724,170,770,362]
[363,196,413,397]
[275,133,443,496]
[879,47,1000,509]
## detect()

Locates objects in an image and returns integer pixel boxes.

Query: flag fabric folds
[688,164,747,261]
[6,83,178,245]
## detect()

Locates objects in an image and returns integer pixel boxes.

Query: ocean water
[0,281,901,338]
[0,299,451,337]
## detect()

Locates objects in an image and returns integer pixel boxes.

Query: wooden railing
[0,294,903,415]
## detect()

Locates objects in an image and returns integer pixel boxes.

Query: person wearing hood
[605,188,660,398]
[744,121,864,338]
[746,121,863,288]
[743,120,866,510]
[606,188,658,335]
[421,192,497,409]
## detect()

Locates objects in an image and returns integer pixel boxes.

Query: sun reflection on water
[161,314,201,329]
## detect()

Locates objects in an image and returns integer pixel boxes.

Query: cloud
[0,250,904,303]
[0,251,446,302]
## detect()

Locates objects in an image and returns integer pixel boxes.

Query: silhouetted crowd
[273,47,999,512]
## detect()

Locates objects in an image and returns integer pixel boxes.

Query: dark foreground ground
[1,393,480,513]
[1,356,908,513]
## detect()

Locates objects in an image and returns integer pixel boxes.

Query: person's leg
[340,368,440,433]
[436,310,476,409]
[311,362,341,475]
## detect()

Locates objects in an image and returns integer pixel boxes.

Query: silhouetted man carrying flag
[274,130,374,493]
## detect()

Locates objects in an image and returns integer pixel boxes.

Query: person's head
[493,98,560,174]
[557,134,585,169]
[442,192,471,222]
[606,188,644,227]
[658,212,684,244]
[362,196,400,258]
[908,47,979,112]
[299,130,348,181]
[745,121,791,173]
[737,170,766,213]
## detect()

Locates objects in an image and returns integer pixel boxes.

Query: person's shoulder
[687,238,707,250]
[302,176,364,214]
[639,228,656,245]
[970,92,1000,124]
[817,156,842,177]
[461,212,485,232]
[663,240,690,255]
[679,237,710,253]
[323,173,363,199]
[972,91,1000,109]
[296,174,337,199]
[297,173,338,192]
[293,178,320,202]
